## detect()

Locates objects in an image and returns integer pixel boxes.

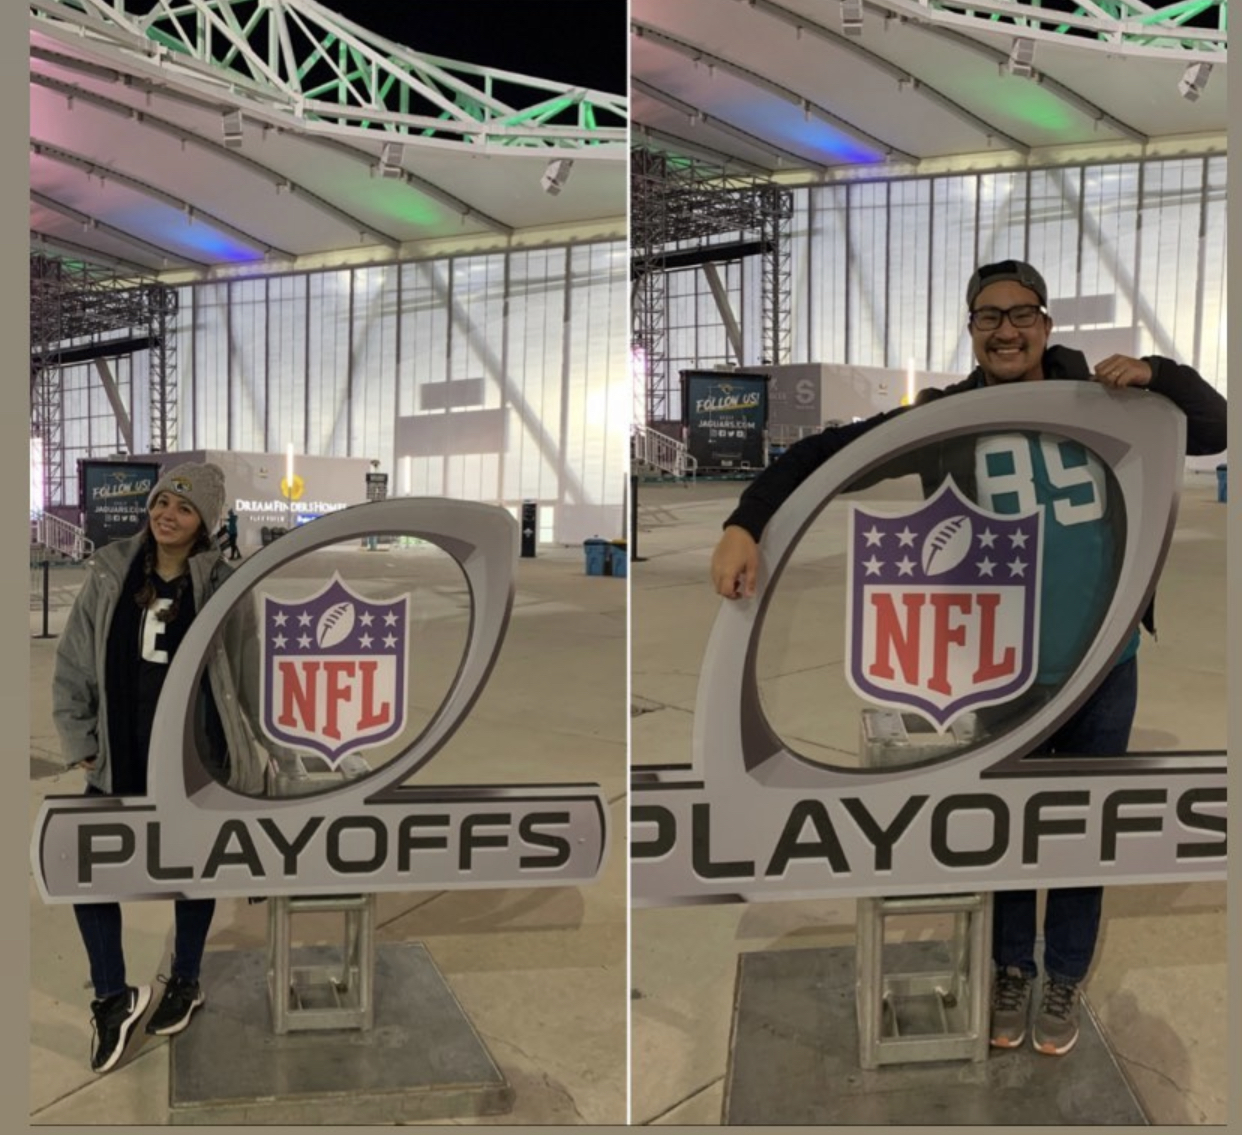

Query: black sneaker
[145,975,205,1036]
[89,985,150,1073]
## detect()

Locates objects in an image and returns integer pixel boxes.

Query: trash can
[1216,464,1227,503]
[583,537,610,577]
[609,540,628,579]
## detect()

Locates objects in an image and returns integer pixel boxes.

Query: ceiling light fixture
[841,0,864,37]
[222,110,244,148]
[378,141,405,178]
[541,157,574,196]
[1178,61,1211,102]
[1006,37,1035,78]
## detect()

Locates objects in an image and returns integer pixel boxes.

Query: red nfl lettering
[867,591,1016,697]
[277,659,394,741]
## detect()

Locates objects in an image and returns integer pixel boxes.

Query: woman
[52,462,265,1074]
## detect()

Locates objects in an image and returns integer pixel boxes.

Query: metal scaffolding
[30,252,178,508]
[630,148,792,424]
[30,0,627,152]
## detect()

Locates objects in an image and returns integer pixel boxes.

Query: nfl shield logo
[260,574,408,767]
[845,477,1043,731]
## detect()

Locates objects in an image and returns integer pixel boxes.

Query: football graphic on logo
[316,601,356,648]
[921,515,972,576]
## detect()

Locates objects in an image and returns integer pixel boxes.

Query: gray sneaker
[1032,977,1081,1055]
[990,966,1032,1048]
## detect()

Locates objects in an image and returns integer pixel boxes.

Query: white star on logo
[359,611,374,627]
[896,527,916,548]
[978,529,998,549]
[297,611,312,627]
[1008,559,1027,577]
[272,634,287,649]
[976,558,996,578]
[863,556,884,576]
[383,611,398,627]
[297,633,312,647]
[863,526,884,547]
[895,556,915,577]
[272,611,288,627]
[358,633,374,649]
[382,634,397,649]
[1010,531,1029,549]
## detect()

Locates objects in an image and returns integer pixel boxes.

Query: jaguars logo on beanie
[147,462,227,534]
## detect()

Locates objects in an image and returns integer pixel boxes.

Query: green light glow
[954,74,1076,133]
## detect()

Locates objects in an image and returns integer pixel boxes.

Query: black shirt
[105,555,226,795]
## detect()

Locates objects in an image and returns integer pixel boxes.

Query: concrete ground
[630,473,1227,1126]
[29,543,627,1125]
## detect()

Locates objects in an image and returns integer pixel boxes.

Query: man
[710,259,1226,1056]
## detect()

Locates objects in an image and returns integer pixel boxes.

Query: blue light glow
[111,204,261,264]
[766,118,882,165]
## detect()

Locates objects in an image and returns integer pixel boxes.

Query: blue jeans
[992,657,1138,984]
[73,787,216,999]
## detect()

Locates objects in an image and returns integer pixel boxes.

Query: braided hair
[133,524,213,624]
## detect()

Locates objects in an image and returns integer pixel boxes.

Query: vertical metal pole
[629,473,646,563]
[37,560,55,639]
[856,896,880,1070]
[270,897,290,1034]
[359,894,375,1031]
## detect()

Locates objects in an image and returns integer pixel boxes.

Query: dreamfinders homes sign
[33,500,608,902]
[632,384,1225,905]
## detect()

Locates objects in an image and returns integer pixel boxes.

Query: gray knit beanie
[147,462,227,534]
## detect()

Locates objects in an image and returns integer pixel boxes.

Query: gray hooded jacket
[51,532,269,795]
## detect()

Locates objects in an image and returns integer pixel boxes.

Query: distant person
[216,506,241,560]
[711,260,1226,1057]
[53,463,266,1073]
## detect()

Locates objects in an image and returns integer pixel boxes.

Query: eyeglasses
[968,304,1046,331]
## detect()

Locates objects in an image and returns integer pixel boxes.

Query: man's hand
[1093,354,1152,389]
[711,526,760,599]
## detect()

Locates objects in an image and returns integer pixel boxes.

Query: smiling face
[969,279,1052,385]
[148,491,204,556]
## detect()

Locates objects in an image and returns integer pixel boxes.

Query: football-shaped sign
[921,515,972,576]
[316,601,357,648]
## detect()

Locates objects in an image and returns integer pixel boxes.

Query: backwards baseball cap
[966,259,1048,309]
[148,461,226,534]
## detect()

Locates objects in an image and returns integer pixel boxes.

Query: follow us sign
[33,499,608,904]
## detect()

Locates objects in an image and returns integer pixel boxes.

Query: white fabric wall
[661,154,1227,403]
[166,240,627,544]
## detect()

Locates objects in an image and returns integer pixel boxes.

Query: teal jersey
[973,431,1137,685]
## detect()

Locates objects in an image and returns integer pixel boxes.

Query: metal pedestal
[856,892,992,1068]
[267,892,375,1033]
[856,708,991,1068]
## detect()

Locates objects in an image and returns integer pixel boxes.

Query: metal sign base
[267,894,375,1033]
[169,944,514,1125]
[722,945,1147,1126]
[856,893,992,1068]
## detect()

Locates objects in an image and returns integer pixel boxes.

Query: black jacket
[724,346,1227,541]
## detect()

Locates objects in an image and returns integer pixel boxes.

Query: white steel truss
[30,0,629,155]
[866,0,1226,63]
